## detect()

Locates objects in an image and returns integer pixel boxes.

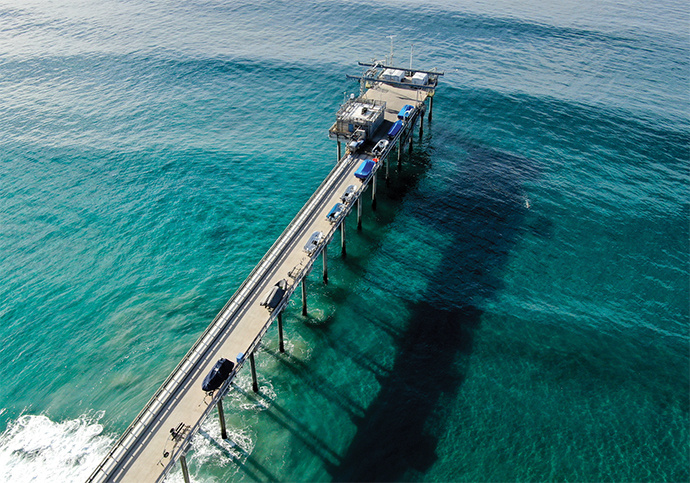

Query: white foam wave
[165,417,255,483]
[228,372,275,412]
[0,411,115,483]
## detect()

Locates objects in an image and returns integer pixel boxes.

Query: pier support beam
[371,173,377,210]
[217,398,227,440]
[409,131,413,153]
[397,138,402,167]
[357,197,362,231]
[419,115,424,138]
[277,311,285,353]
[341,221,346,256]
[322,246,328,284]
[429,96,433,121]
[301,279,307,316]
[337,141,341,161]
[249,352,258,393]
[180,455,191,483]
[386,156,390,186]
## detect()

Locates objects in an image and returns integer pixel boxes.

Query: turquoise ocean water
[0,1,688,481]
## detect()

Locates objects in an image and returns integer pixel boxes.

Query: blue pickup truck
[354,159,376,180]
[397,104,414,120]
[387,120,403,139]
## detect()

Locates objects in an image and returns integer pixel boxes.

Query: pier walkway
[88,68,440,482]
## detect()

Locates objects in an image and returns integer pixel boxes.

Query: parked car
[387,120,403,139]
[372,139,389,156]
[402,106,415,120]
[303,231,324,256]
[347,128,366,153]
[326,203,345,223]
[397,104,414,120]
[341,184,357,203]
[201,358,235,392]
[261,279,288,311]
[354,159,376,180]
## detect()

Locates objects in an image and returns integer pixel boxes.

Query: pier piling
[249,352,258,393]
[322,246,328,284]
[217,399,227,440]
[357,197,362,230]
[301,279,307,316]
[429,96,433,121]
[337,141,341,161]
[277,311,285,353]
[180,455,191,483]
[371,173,377,210]
[385,155,389,184]
[341,221,346,256]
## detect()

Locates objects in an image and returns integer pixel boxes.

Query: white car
[303,231,325,256]
[372,139,389,156]
[340,185,358,204]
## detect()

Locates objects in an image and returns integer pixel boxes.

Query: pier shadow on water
[328,144,536,482]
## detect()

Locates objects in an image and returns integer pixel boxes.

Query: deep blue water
[0,1,688,481]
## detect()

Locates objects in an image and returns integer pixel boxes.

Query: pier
[88,61,442,483]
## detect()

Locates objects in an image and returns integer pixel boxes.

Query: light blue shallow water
[0,1,687,482]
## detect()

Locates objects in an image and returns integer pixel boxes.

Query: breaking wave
[0,412,115,483]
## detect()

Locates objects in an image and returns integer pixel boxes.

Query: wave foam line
[0,412,115,483]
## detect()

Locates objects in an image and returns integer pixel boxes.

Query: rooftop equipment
[411,71,429,85]
[381,68,405,82]
[331,97,386,140]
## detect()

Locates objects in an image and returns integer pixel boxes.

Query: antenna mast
[387,35,396,66]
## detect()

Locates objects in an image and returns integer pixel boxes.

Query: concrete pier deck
[88,78,433,483]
